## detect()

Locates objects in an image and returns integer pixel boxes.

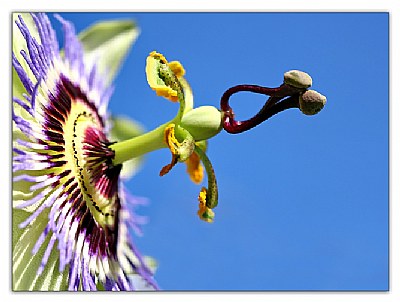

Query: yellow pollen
[160,124,181,176]
[185,152,204,184]
[197,187,214,223]
[168,61,186,78]
[155,87,179,102]
[146,51,184,103]
[198,187,207,204]
[149,51,168,64]
[164,124,181,155]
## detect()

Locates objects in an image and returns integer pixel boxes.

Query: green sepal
[12,68,27,102]
[78,19,139,86]
[13,209,70,291]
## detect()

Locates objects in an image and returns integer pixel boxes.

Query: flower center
[55,75,121,231]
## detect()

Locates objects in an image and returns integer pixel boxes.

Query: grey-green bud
[299,90,327,115]
[284,70,312,89]
[180,106,223,141]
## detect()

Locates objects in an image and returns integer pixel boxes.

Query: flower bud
[284,70,312,89]
[180,106,223,141]
[299,90,326,115]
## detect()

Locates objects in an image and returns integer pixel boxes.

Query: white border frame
[2,1,397,301]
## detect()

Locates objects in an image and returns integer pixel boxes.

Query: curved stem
[158,62,187,122]
[195,145,218,209]
[223,95,300,134]
[220,84,301,134]
[258,95,300,121]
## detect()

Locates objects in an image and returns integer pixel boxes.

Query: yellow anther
[155,87,179,102]
[198,187,207,204]
[146,51,179,102]
[149,51,168,64]
[164,124,181,154]
[185,152,204,184]
[168,61,186,78]
[197,187,215,223]
[160,124,181,176]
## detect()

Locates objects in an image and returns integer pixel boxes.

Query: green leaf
[109,116,145,180]
[78,19,139,86]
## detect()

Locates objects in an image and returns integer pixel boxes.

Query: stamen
[145,51,189,121]
[159,124,180,176]
[168,61,185,78]
[158,123,219,222]
[185,151,204,184]
[148,51,167,64]
[146,51,181,102]
[197,187,215,223]
[194,145,218,210]
[160,123,196,178]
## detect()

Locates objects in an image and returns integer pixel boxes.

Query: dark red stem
[220,84,301,134]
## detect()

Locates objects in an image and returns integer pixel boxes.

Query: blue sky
[51,12,389,291]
